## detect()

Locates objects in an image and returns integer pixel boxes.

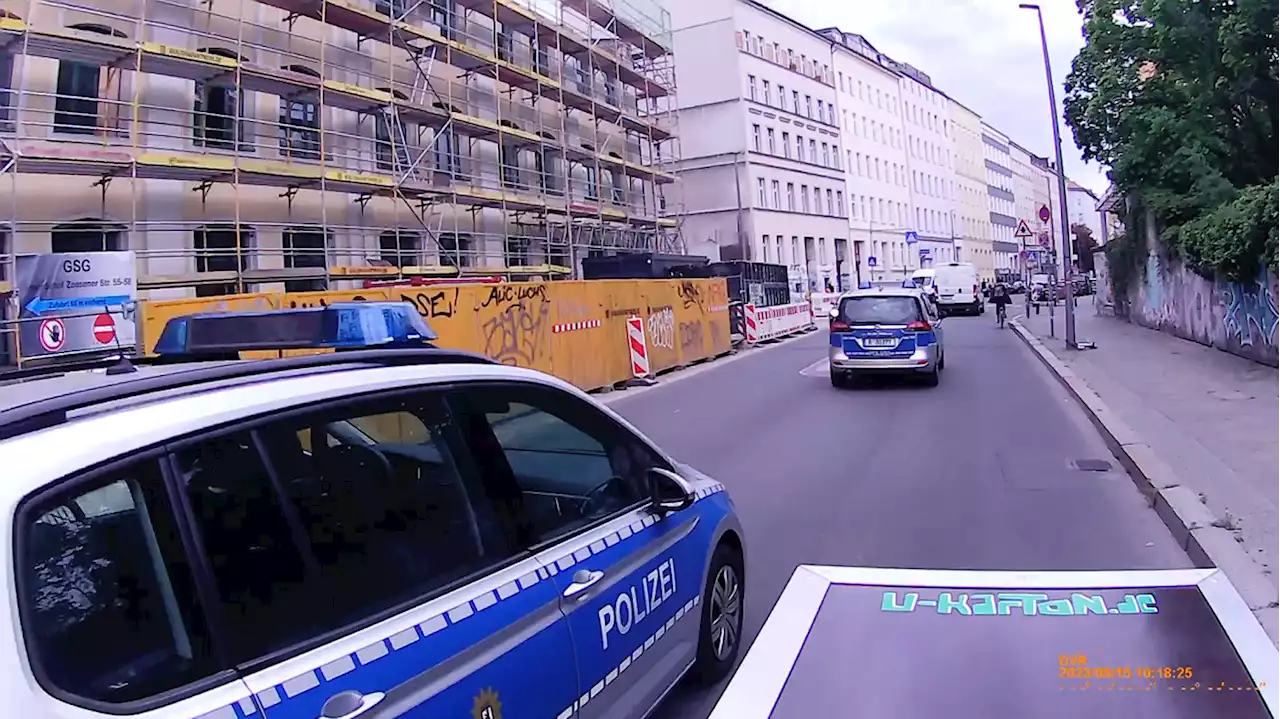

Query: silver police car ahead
[827,286,947,387]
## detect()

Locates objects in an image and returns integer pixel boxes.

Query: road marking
[600,329,820,405]
[799,358,828,377]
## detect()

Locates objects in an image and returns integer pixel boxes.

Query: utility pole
[1021,3,1078,348]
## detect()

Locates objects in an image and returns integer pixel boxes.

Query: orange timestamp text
[1059,654,1194,681]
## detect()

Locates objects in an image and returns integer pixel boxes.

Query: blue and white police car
[0,302,746,719]
[827,285,946,387]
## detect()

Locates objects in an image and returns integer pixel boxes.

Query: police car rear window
[838,296,922,325]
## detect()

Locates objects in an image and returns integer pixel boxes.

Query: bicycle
[996,303,1007,329]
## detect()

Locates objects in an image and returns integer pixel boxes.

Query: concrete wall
[1108,210,1278,367]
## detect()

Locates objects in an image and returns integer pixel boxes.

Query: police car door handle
[563,569,605,600]
[319,689,386,719]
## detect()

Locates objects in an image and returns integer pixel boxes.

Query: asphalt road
[604,313,1193,719]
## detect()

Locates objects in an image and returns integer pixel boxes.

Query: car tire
[690,543,745,686]
[830,369,846,388]
[922,366,940,387]
[938,350,946,370]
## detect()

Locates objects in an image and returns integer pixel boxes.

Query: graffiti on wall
[647,306,675,350]
[401,287,459,319]
[480,283,550,366]
[1220,273,1279,348]
[678,320,705,356]
[678,281,705,313]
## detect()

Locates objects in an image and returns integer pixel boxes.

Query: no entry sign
[93,313,117,345]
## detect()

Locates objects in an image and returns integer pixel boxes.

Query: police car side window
[176,393,513,663]
[448,384,660,544]
[18,459,221,705]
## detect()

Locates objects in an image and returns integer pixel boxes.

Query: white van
[908,269,937,298]
[932,262,984,315]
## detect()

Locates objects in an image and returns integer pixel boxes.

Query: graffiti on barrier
[678,320,704,356]
[402,288,459,319]
[286,295,368,309]
[678,281,705,313]
[647,306,675,349]
[1220,273,1279,348]
[479,283,548,310]
[482,295,550,366]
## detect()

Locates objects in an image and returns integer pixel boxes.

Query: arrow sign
[1014,219,1034,239]
[25,294,131,315]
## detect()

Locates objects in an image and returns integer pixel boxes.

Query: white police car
[0,302,746,719]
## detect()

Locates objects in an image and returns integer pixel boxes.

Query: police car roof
[0,347,495,443]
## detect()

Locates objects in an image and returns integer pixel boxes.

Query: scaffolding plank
[559,0,669,59]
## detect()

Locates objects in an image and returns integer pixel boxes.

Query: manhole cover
[1072,458,1113,472]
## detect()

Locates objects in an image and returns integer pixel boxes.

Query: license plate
[863,338,897,348]
[941,293,955,299]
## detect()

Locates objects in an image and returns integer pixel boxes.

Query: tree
[1070,223,1099,273]
[1063,0,1278,281]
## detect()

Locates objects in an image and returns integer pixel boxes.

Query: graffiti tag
[647,306,675,349]
[287,294,368,309]
[402,288,459,319]
[480,283,548,309]
[678,320,704,356]
[678,281,704,312]
[481,300,550,366]
[1220,273,1279,348]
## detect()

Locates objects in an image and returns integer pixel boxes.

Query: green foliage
[1105,202,1145,304]
[1064,0,1278,279]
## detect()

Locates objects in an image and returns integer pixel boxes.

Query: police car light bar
[153,302,439,358]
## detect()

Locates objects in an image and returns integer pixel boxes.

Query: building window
[762,79,771,105]
[747,75,756,101]
[282,226,328,292]
[51,219,124,253]
[194,225,251,296]
[757,177,766,207]
[438,232,472,267]
[766,128,775,154]
[792,90,799,111]
[194,49,247,150]
[815,99,823,121]
[782,132,791,158]
[808,139,816,163]
[761,234,770,262]
[778,85,786,110]
[786,183,795,211]
[429,0,456,39]
[504,236,529,266]
[804,95,812,117]
[795,135,803,160]
[54,24,127,135]
[379,230,420,267]
[499,138,522,189]
[771,180,780,207]
[751,124,760,152]
[800,185,809,213]
[826,189,834,216]
[821,143,829,167]
[279,65,322,160]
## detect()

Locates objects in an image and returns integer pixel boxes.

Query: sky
[759,0,1111,195]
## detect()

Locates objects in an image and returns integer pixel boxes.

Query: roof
[843,286,926,300]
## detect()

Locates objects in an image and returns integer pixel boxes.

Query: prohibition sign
[39,317,66,352]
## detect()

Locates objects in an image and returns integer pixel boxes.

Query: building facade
[980,121,1018,276]
[898,65,956,270]
[820,29,911,285]
[0,0,683,306]
[1067,180,1104,259]
[670,0,849,292]
[949,100,991,279]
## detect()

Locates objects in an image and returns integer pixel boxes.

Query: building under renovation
[0,0,682,301]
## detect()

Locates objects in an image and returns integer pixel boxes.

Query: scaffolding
[0,0,684,302]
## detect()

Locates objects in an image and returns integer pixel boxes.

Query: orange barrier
[137,279,733,391]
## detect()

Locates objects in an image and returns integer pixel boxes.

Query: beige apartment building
[0,0,682,301]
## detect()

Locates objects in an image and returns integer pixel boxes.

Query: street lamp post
[1020,2,1078,348]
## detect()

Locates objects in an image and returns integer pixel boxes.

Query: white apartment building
[670,0,850,292]
[1031,155,1059,250]
[950,101,993,280]
[819,29,912,284]
[981,122,1020,274]
[899,66,957,269]
[1067,181,1104,253]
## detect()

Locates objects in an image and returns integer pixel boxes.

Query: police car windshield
[838,296,922,325]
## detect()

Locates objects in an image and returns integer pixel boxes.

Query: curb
[1009,319,1279,645]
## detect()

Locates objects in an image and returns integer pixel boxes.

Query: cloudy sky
[759,0,1110,194]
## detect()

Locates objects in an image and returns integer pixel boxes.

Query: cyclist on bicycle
[990,281,1012,325]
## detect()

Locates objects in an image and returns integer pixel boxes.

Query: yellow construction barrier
[136,279,733,391]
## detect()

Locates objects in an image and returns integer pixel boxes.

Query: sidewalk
[1016,302,1278,624]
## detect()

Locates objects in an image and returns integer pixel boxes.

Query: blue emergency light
[153,301,438,358]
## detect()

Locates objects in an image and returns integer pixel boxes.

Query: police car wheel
[691,543,744,685]
[922,366,940,387]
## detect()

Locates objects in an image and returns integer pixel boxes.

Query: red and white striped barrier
[750,301,816,343]
[626,316,650,377]
[809,292,841,323]
[744,304,760,343]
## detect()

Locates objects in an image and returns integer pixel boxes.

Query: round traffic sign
[1038,204,1052,223]
[39,318,66,352]
[93,313,116,345]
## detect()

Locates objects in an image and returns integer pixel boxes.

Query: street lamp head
[1018,3,1040,9]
